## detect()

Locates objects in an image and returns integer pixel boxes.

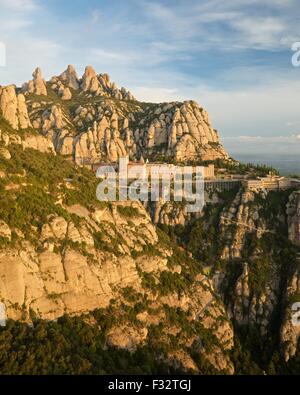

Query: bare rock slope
[0,138,234,373]
[1,65,228,163]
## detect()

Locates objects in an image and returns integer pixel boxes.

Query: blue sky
[0,0,300,153]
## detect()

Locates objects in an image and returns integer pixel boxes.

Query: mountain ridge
[0,65,229,164]
[0,66,300,375]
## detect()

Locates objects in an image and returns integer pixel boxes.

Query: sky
[0,0,300,155]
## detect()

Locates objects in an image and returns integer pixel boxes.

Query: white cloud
[90,48,126,61]
[224,135,300,142]
[142,0,298,50]
[0,0,40,34]
[232,17,285,47]
[1,17,33,30]
[236,136,262,141]
[88,43,190,71]
[132,86,180,103]
[0,0,38,11]
[144,2,203,39]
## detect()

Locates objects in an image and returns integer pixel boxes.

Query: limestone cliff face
[212,190,289,339]
[228,261,280,336]
[57,99,227,163]
[2,65,228,163]
[21,134,55,153]
[148,191,221,226]
[149,201,191,226]
[36,104,73,154]
[0,85,31,130]
[0,202,155,320]
[209,188,300,361]
[280,268,300,361]
[150,190,282,334]
[0,117,55,154]
[287,191,300,246]
[148,187,300,363]
[73,111,128,163]
[168,101,226,161]
[282,190,300,360]
[0,199,234,374]
[219,189,270,260]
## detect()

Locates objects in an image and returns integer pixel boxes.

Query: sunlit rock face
[2,65,228,163]
[0,85,31,130]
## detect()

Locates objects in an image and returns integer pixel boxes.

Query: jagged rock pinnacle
[0,85,31,129]
[60,64,79,90]
[22,67,47,96]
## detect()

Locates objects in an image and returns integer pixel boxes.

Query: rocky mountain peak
[81,65,99,93]
[0,84,31,130]
[33,67,43,80]
[59,64,80,90]
[22,66,47,96]
[1,65,228,163]
[84,65,97,78]
[79,65,136,101]
[99,73,110,84]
